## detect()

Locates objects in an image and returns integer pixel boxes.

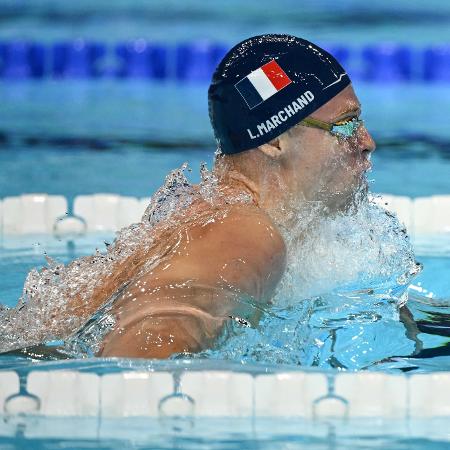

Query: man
[94,34,375,358]
[0,34,375,358]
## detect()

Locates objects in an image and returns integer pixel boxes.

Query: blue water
[1,231,449,371]
[1,2,450,448]
[1,3,450,384]
[0,417,449,450]
[0,416,448,449]
[1,82,450,200]
[2,0,450,44]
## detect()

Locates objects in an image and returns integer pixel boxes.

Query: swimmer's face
[280,84,376,212]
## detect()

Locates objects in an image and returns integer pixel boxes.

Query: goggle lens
[331,118,364,138]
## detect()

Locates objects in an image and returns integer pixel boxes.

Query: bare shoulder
[191,204,285,263]
[155,203,287,301]
[100,204,286,357]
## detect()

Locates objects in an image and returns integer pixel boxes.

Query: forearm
[97,277,264,358]
[98,311,225,358]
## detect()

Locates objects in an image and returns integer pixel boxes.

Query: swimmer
[2,34,376,358]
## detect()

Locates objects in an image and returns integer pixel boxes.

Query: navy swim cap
[208,34,351,155]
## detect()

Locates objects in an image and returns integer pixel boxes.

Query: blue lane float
[175,42,228,81]
[424,45,450,82]
[0,41,45,78]
[116,40,168,79]
[0,40,450,82]
[362,44,413,82]
[53,40,106,78]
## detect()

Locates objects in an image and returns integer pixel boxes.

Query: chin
[326,181,369,213]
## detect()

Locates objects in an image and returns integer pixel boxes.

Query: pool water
[1,2,450,448]
[2,82,450,200]
[2,416,450,450]
[0,80,450,373]
[0,224,449,374]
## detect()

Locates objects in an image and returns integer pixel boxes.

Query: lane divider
[1,369,450,424]
[1,193,450,237]
[2,41,450,82]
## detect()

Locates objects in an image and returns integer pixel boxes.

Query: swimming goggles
[299,116,364,139]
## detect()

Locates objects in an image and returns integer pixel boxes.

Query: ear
[258,137,284,159]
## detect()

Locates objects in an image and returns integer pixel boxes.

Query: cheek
[314,140,361,190]
[327,139,359,171]
[316,139,347,173]
[286,132,356,187]
[300,134,338,170]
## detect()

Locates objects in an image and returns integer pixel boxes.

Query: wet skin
[265,84,376,215]
[99,204,286,358]
[95,84,376,358]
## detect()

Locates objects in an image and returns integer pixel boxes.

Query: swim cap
[208,34,351,155]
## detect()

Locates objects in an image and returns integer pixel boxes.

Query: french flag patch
[235,59,292,110]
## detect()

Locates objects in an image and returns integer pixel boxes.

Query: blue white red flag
[235,59,292,109]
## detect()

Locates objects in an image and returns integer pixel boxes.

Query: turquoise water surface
[1,1,450,448]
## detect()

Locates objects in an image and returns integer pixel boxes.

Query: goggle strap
[299,117,333,132]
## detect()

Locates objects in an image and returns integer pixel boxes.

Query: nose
[358,124,376,154]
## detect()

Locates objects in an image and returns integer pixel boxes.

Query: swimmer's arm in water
[98,207,287,358]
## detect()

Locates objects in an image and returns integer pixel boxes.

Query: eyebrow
[332,106,361,122]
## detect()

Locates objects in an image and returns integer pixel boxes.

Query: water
[1,165,448,373]
[2,82,450,200]
[1,416,450,449]
[3,0,450,44]
[0,79,449,371]
[1,2,450,448]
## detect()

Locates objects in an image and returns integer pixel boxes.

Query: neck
[217,168,299,231]
[222,170,259,202]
